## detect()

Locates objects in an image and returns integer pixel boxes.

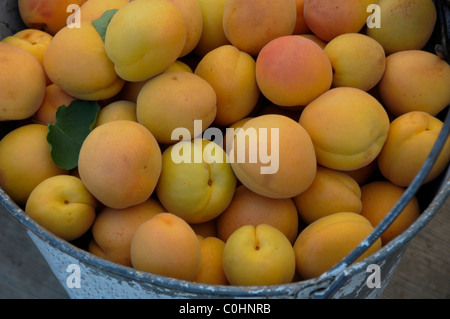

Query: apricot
[293,212,382,279]
[33,84,76,124]
[255,35,332,107]
[118,60,193,103]
[360,181,420,245]
[130,213,201,281]
[194,45,260,127]
[136,71,217,145]
[303,0,377,42]
[2,28,53,85]
[193,236,228,285]
[229,114,317,199]
[222,224,296,286]
[293,166,363,225]
[194,0,230,57]
[166,0,203,57]
[95,100,137,127]
[104,0,187,82]
[222,0,297,56]
[0,124,68,206]
[43,21,125,101]
[293,0,310,35]
[377,111,450,187]
[299,87,390,171]
[366,0,437,55]
[18,0,87,35]
[217,185,299,244]
[156,139,236,224]
[0,42,46,121]
[25,175,96,241]
[78,120,162,209]
[90,198,165,266]
[324,33,386,91]
[377,50,450,117]
[79,0,131,22]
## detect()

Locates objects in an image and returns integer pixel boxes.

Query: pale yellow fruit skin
[0,124,68,206]
[194,0,230,56]
[78,120,162,209]
[366,0,437,55]
[222,224,296,286]
[95,100,137,127]
[104,0,187,82]
[195,45,260,127]
[299,87,390,171]
[156,139,237,224]
[25,175,97,241]
[324,33,386,91]
[377,111,450,187]
[0,42,46,121]
[43,22,125,100]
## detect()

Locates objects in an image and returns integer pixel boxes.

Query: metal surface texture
[0,0,449,299]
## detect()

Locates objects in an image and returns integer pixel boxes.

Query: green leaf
[92,9,119,41]
[47,100,100,171]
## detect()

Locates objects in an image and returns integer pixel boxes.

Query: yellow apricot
[0,124,68,206]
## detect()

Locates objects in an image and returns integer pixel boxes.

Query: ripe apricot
[360,181,420,245]
[293,166,362,224]
[255,35,332,107]
[0,124,68,205]
[366,0,437,55]
[377,50,450,117]
[299,87,390,171]
[377,111,450,187]
[43,22,125,100]
[194,0,230,57]
[294,212,382,279]
[194,45,260,126]
[78,120,162,209]
[304,0,377,42]
[136,71,217,145]
[230,114,317,199]
[193,236,228,285]
[130,213,201,281]
[104,0,187,82]
[222,0,297,56]
[0,42,46,121]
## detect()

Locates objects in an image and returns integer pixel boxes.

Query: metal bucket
[1,0,449,299]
